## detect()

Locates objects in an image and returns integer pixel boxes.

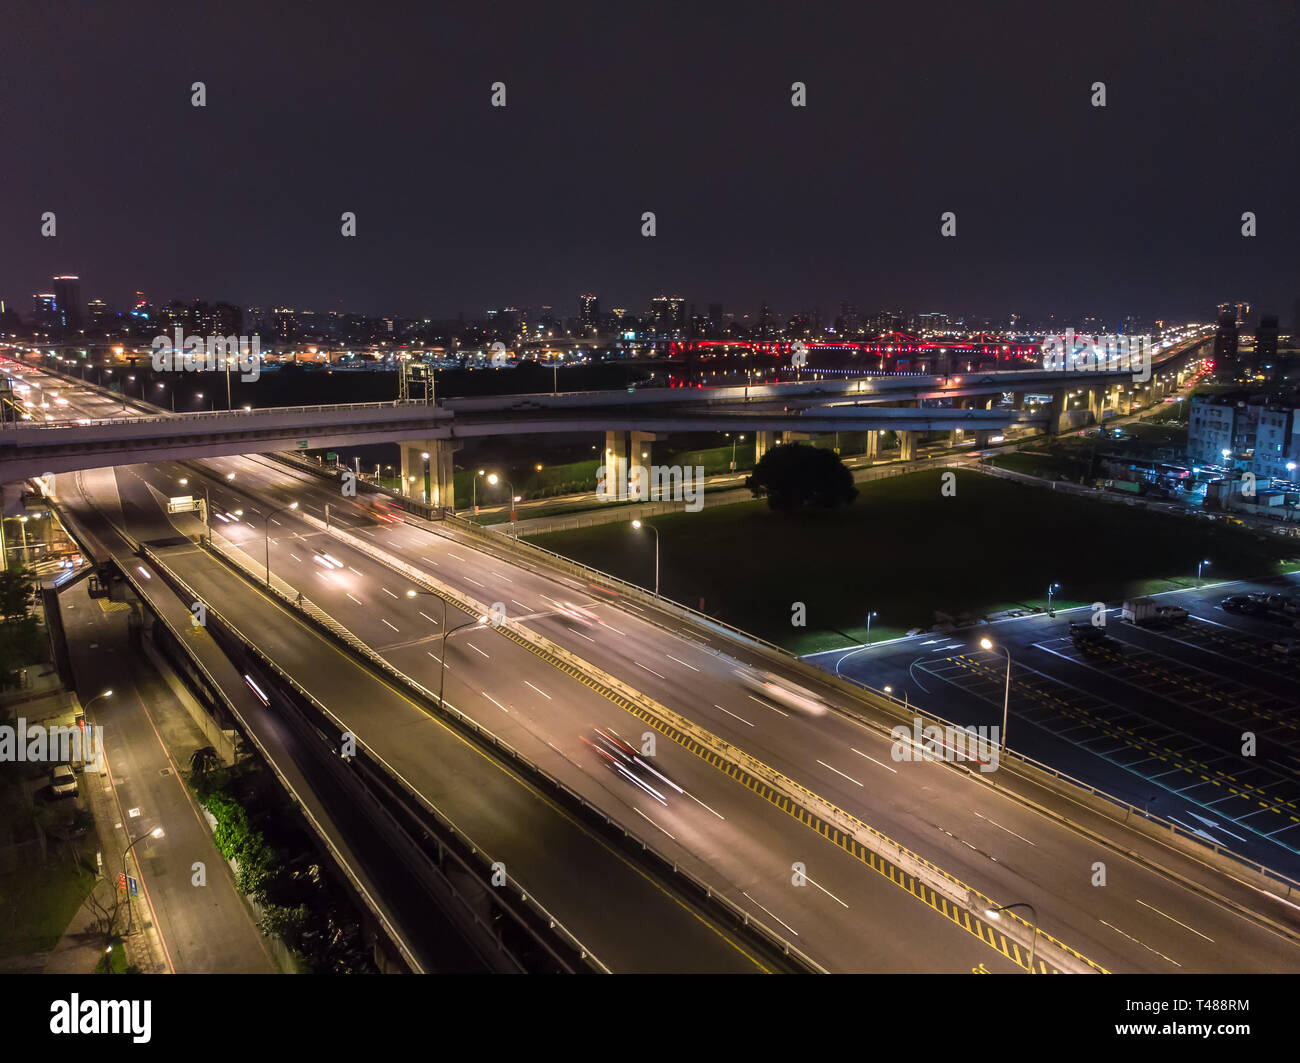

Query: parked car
[1221,595,1265,616]
[50,763,77,798]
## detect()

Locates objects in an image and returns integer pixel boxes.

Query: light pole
[866,610,877,646]
[488,472,517,523]
[985,902,1039,973]
[407,590,486,708]
[1046,581,1060,617]
[84,689,112,714]
[1197,558,1210,587]
[265,502,299,587]
[421,451,430,504]
[980,637,1011,749]
[472,469,486,515]
[121,826,164,934]
[631,519,659,595]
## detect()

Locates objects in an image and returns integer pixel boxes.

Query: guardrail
[0,398,436,431]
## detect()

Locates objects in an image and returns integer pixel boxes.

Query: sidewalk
[57,578,278,973]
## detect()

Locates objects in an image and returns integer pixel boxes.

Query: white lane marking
[684,791,725,820]
[635,661,665,679]
[634,807,676,840]
[426,651,448,669]
[425,557,440,567]
[850,747,897,774]
[604,624,627,636]
[971,810,1036,845]
[382,587,398,598]
[289,553,302,563]
[1135,899,1214,942]
[1099,920,1181,967]
[481,691,508,713]
[270,518,282,526]
[447,552,468,561]
[748,694,788,717]
[465,642,489,658]
[349,566,364,576]
[346,593,363,605]
[524,681,551,700]
[569,629,596,642]
[464,577,485,588]
[714,703,754,727]
[418,611,440,625]
[804,875,850,909]
[491,571,513,583]
[382,618,399,632]
[741,892,799,936]
[665,653,699,672]
[816,759,864,787]
[511,599,530,609]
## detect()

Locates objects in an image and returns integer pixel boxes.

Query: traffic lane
[155,544,771,974]
[189,454,1300,969]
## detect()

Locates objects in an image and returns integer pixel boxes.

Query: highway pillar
[1012,391,1026,411]
[430,440,461,510]
[898,430,917,462]
[1045,389,1067,436]
[399,439,459,507]
[629,431,657,499]
[863,430,879,464]
[399,442,428,501]
[603,430,628,500]
[755,430,774,464]
[1087,387,1104,424]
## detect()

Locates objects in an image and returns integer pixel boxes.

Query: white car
[50,763,77,798]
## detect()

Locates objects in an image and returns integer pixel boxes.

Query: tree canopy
[745,442,858,511]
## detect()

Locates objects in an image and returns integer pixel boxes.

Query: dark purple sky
[3,0,1298,323]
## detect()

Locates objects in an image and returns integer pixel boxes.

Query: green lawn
[0,858,96,958]
[527,469,1299,653]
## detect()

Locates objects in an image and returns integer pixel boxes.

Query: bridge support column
[898,431,917,462]
[431,441,461,510]
[1087,387,1104,424]
[1012,391,1026,411]
[864,430,879,464]
[1045,389,1068,436]
[973,430,990,449]
[399,439,459,508]
[603,430,628,501]
[754,430,774,464]
[629,431,657,499]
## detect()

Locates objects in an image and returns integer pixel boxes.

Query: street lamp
[980,637,1011,749]
[122,826,164,934]
[866,610,877,646]
[487,472,517,523]
[406,590,488,708]
[84,689,112,714]
[472,469,486,516]
[984,901,1039,973]
[1046,581,1060,617]
[631,519,660,595]
[1197,558,1210,586]
[265,502,299,587]
[421,451,430,504]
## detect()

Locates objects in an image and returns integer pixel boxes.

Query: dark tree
[745,443,858,511]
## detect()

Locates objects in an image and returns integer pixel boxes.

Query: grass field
[527,468,1299,653]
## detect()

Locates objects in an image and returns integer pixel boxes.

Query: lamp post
[488,472,517,523]
[472,469,487,516]
[122,827,164,935]
[866,610,877,646]
[407,590,486,708]
[1197,558,1210,587]
[265,502,299,587]
[631,519,659,595]
[984,902,1039,973]
[421,451,430,504]
[1046,581,1060,617]
[84,689,112,714]
[980,637,1011,749]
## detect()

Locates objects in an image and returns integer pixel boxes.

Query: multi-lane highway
[17,353,1300,972]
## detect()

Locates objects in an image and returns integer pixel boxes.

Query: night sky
[3,0,1298,323]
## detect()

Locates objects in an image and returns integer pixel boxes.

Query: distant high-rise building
[1256,315,1280,379]
[87,299,109,330]
[1217,301,1252,328]
[31,293,58,330]
[52,275,82,329]
[1213,312,1240,379]
[649,295,686,335]
[578,293,599,327]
